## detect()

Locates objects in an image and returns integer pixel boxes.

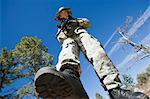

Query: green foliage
[137,73,147,85]
[122,74,135,89]
[13,36,53,75]
[0,48,18,90]
[17,82,35,98]
[0,48,23,98]
[0,36,54,98]
[136,64,150,86]
[13,36,53,98]
[95,93,102,99]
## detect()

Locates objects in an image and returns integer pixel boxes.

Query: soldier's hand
[68,20,79,27]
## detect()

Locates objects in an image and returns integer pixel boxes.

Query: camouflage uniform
[34,7,149,98]
[56,18,121,90]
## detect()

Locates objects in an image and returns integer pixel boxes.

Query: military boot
[108,87,149,99]
[34,65,89,99]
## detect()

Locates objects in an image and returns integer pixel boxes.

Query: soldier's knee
[63,38,74,44]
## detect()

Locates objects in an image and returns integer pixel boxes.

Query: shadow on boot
[34,66,89,99]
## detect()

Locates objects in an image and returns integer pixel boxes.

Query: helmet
[56,7,72,17]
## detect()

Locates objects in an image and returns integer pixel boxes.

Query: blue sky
[1,0,150,99]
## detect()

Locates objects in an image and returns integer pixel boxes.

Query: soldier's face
[59,10,69,19]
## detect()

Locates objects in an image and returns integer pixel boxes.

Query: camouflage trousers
[56,28,121,90]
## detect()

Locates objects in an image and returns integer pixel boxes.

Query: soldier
[34,7,149,99]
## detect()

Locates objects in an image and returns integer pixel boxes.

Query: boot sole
[34,67,73,99]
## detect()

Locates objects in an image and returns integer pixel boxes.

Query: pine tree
[13,36,53,98]
[0,48,18,98]
[122,74,135,90]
